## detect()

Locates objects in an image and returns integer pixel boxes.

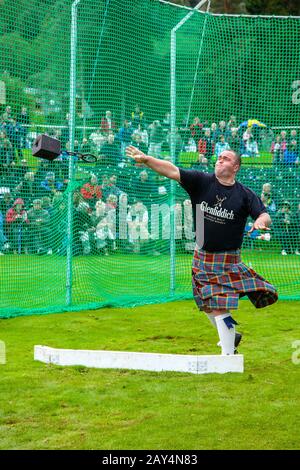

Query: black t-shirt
[179,169,266,252]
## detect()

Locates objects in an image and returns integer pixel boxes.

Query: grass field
[0,299,299,450]
[1,248,299,318]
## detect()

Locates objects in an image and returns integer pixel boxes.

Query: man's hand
[248,212,272,233]
[126,145,148,164]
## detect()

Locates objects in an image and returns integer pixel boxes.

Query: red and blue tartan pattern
[192,247,278,312]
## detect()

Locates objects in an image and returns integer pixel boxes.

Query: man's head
[139,170,148,181]
[90,174,98,185]
[262,183,272,195]
[33,199,42,209]
[107,133,114,144]
[215,150,241,180]
[282,201,291,212]
[25,171,35,181]
[109,174,117,185]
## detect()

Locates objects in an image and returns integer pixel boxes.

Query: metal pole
[169,0,208,296]
[66,0,81,306]
[185,1,211,129]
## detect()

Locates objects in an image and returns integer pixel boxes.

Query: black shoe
[234,332,242,354]
[235,332,242,348]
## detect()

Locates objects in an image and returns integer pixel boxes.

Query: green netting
[0,0,300,318]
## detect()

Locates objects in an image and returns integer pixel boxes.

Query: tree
[246,0,300,15]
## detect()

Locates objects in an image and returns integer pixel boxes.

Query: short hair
[228,149,241,169]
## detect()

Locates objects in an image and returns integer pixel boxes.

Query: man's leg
[205,309,238,355]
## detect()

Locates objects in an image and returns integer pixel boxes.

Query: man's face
[215,151,239,179]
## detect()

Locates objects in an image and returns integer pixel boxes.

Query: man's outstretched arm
[126,145,180,182]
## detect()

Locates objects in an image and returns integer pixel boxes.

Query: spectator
[162,112,171,129]
[16,106,30,149]
[101,110,116,134]
[131,104,145,129]
[148,120,164,159]
[14,171,38,207]
[5,198,28,254]
[131,133,148,155]
[244,135,259,157]
[228,129,240,154]
[13,158,30,183]
[132,124,149,147]
[41,195,54,220]
[198,129,214,162]
[194,153,209,170]
[75,200,95,255]
[35,160,52,184]
[102,174,123,200]
[289,129,297,144]
[216,120,228,140]
[210,122,218,142]
[6,119,23,162]
[261,183,276,214]
[40,171,64,196]
[190,116,203,146]
[271,135,282,165]
[7,161,20,187]
[27,199,52,254]
[215,135,230,158]
[242,126,252,154]
[131,170,155,205]
[283,140,298,165]
[89,128,106,156]
[1,106,13,123]
[80,174,102,207]
[274,200,293,255]
[117,120,133,163]
[127,200,149,253]
[0,191,13,216]
[0,131,13,165]
[166,127,182,164]
[99,132,120,167]
[80,137,91,154]
[94,199,116,255]
[227,115,237,130]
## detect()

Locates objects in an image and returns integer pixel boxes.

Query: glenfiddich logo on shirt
[200,197,234,220]
[214,195,227,208]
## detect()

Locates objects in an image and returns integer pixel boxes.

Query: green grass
[0,299,299,449]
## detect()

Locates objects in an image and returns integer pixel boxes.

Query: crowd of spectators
[1,104,300,256]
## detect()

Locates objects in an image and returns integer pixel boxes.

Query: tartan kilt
[192,247,278,312]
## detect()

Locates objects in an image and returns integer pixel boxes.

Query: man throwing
[126,146,278,355]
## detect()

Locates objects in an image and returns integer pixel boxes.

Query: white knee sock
[205,313,217,329]
[215,313,237,355]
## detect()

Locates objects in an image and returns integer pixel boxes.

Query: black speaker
[32,134,61,161]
